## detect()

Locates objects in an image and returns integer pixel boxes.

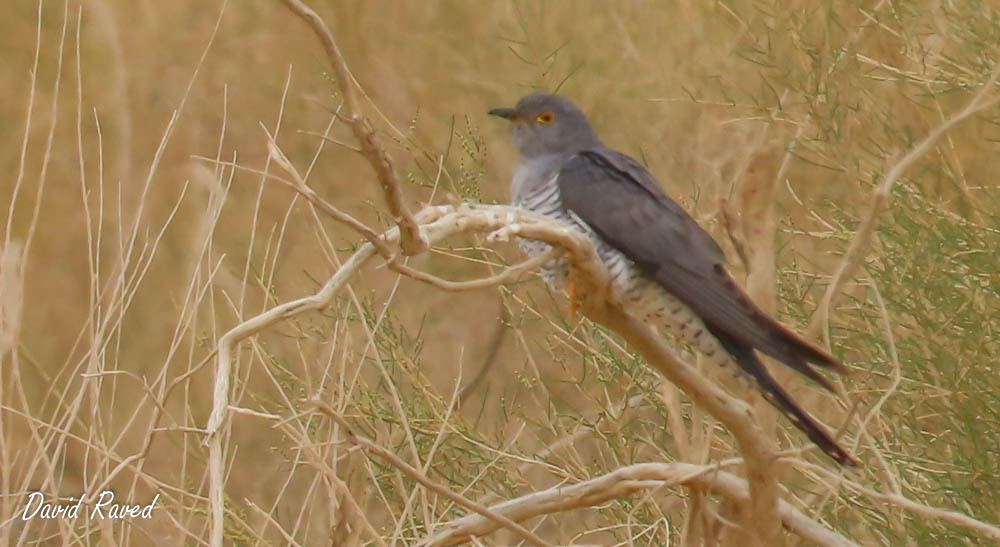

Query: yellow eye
[536,111,555,124]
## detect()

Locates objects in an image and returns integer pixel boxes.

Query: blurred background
[3,0,999,544]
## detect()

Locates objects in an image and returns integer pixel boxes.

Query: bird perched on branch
[489,93,857,466]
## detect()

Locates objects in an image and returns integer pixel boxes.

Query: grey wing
[558,149,847,387]
[582,150,727,266]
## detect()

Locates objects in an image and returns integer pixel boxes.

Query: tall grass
[2,0,1000,544]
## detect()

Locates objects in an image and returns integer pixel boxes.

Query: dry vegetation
[3,0,1000,545]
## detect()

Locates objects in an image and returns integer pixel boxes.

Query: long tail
[708,326,858,466]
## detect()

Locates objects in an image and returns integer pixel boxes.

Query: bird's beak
[488,107,518,120]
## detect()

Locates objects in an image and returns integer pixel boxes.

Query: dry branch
[204,202,794,545]
[277,0,428,255]
[202,205,563,546]
[201,198,1000,545]
[267,129,551,292]
[265,131,395,256]
[582,295,784,545]
[420,462,856,547]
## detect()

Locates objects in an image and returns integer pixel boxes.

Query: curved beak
[488,107,518,120]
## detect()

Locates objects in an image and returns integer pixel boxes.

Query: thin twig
[800,461,1000,542]
[807,62,1000,339]
[265,130,394,256]
[270,412,388,547]
[268,133,552,292]
[458,295,510,403]
[307,398,551,547]
[277,0,428,255]
[585,299,785,545]
[390,250,556,292]
[299,129,362,153]
[420,462,855,547]
[204,203,803,545]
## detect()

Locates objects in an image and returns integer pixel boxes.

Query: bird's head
[489,93,602,160]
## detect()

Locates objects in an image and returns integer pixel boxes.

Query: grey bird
[489,93,857,466]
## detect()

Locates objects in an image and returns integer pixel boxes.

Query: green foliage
[872,184,1000,540]
[455,116,486,201]
[7,0,1000,543]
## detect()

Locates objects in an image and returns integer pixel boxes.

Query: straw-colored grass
[3,0,1000,544]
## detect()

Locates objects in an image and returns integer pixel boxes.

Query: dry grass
[3,0,1000,545]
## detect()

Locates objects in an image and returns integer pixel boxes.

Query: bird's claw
[567,278,582,318]
[487,223,521,243]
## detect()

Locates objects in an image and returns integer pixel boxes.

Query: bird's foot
[567,278,583,318]
[487,223,521,243]
[605,282,623,311]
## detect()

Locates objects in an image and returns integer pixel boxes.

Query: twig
[807,62,1000,339]
[265,131,394,256]
[270,412,388,547]
[277,0,428,255]
[307,399,551,547]
[391,250,556,292]
[420,462,856,547]
[800,461,1000,542]
[204,236,379,547]
[584,299,785,545]
[300,129,362,153]
[458,295,510,403]
[204,203,796,545]
[268,133,552,292]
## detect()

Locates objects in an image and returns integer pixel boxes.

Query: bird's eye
[536,112,555,124]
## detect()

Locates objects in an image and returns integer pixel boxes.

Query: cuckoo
[489,93,856,466]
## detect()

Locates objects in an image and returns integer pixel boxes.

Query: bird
[488,93,857,466]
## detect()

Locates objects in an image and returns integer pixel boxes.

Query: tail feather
[708,326,858,466]
[711,269,849,380]
[755,314,848,376]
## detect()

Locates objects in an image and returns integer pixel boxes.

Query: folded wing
[557,149,847,389]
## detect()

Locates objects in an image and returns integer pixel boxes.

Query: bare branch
[277,0,428,255]
[582,296,785,545]
[389,250,556,292]
[265,130,395,256]
[268,134,549,292]
[203,198,1000,544]
[204,234,379,547]
[421,462,856,547]
[204,203,791,545]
